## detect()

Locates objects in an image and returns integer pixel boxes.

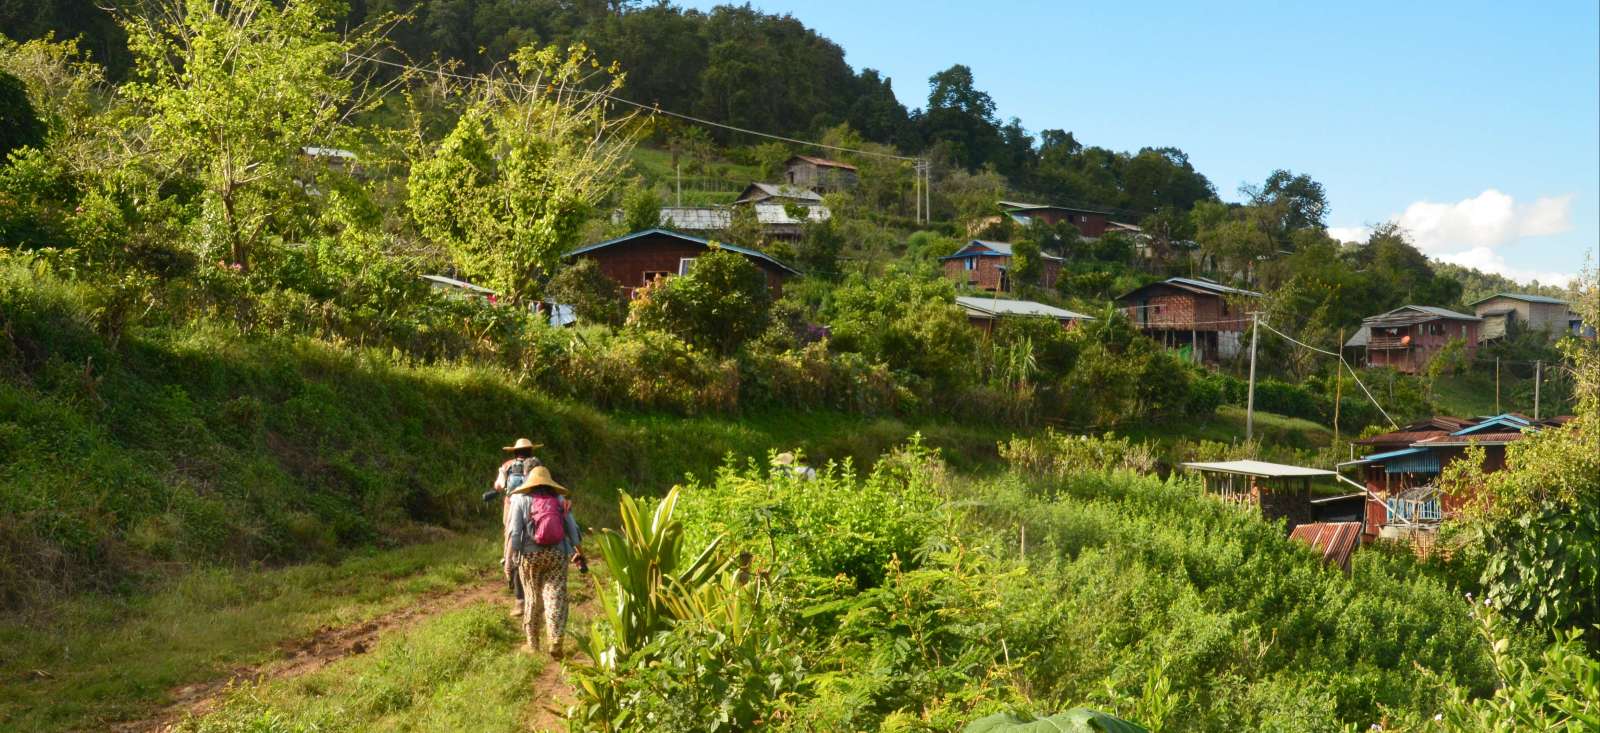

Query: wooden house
[1348,305,1480,374]
[1115,277,1259,363]
[734,182,823,206]
[1470,293,1572,342]
[996,200,1127,238]
[955,296,1094,335]
[783,155,857,193]
[563,228,800,298]
[1337,413,1567,541]
[941,240,1063,292]
[1182,460,1342,532]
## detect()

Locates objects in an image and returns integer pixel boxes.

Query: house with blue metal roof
[940,240,1064,293]
[563,228,800,298]
[1336,412,1565,540]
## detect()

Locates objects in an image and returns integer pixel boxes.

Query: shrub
[628,249,771,355]
[547,257,627,327]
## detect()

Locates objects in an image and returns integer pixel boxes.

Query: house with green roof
[1469,292,1572,342]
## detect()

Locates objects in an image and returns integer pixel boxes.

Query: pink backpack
[529,491,567,546]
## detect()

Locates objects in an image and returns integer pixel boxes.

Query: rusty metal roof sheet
[1289,522,1363,572]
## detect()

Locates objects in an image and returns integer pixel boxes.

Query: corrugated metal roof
[1344,325,1370,348]
[1352,431,1449,446]
[1363,305,1481,326]
[1468,292,1568,307]
[659,207,730,231]
[956,296,1095,321]
[422,274,496,295]
[1414,432,1528,447]
[1339,447,1432,466]
[997,199,1117,216]
[301,146,357,160]
[563,228,801,275]
[735,182,823,204]
[1453,414,1531,435]
[751,202,829,225]
[1181,460,1336,478]
[787,154,857,171]
[1116,277,1262,302]
[1288,522,1362,572]
[939,240,1063,262]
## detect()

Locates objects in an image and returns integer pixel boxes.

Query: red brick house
[563,228,800,298]
[1115,277,1259,363]
[1337,414,1565,541]
[1347,305,1480,374]
[940,240,1063,292]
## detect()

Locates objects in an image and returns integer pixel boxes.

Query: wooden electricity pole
[1333,328,1344,447]
[1534,359,1543,420]
[1246,312,1260,441]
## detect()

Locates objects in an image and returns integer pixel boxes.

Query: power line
[1256,319,1400,429]
[345,52,922,163]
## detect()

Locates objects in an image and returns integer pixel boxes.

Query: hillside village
[2,1,1598,732]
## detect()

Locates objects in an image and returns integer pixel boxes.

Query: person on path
[773,451,817,481]
[506,465,584,657]
[483,438,544,616]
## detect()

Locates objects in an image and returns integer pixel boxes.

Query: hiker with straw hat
[483,438,544,616]
[505,465,583,656]
[772,450,817,481]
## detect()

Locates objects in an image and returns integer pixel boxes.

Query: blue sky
[677,0,1599,285]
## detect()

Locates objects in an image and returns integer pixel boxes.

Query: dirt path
[113,572,504,733]
[527,575,601,733]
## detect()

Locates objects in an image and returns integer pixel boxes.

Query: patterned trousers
[516,547,569,653]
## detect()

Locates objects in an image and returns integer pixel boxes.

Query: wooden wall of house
[1366,319,1479,374]
[1021,210,1112,237]
[575,236,787,298]
[1474,297,1570,337]
[943,256,1063,293]
[1120,287,1246,332]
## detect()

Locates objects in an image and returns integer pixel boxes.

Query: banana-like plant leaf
[963,709,1149,733]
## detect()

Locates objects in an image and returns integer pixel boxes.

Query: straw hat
[511,465,569,496]
[502,438,543,452]
[773,451,798,466]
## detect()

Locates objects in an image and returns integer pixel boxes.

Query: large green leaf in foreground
[964,709,1150,733]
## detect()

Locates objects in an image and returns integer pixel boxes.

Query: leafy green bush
[628,248,771,355]
[675,440,947,588]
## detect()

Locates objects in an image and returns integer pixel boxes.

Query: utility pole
[675,161,681,207]
[1333,328,1344,447]
[1534,359,1542,419]
[1246,312,1260,441]
[1494,357,1501,414]
[915,161,928,224]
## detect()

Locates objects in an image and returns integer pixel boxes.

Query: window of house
[964,258,976,271]
[642,270,671,284]
[678,257,698,276]
[1221,300,1230,315]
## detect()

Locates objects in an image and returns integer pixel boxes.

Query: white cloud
[1327,226,1371,244]
[1394,190,1573,254]
[1328,189,1579,285]
[1436,246,1577,287]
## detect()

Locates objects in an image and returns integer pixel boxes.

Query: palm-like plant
[586,487,730,658]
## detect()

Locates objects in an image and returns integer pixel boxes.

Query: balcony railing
[1368,336,1412,349]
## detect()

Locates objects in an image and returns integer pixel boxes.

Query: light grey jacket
[507,490,583,556]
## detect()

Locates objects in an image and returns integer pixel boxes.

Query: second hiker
[484,438,544,616]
